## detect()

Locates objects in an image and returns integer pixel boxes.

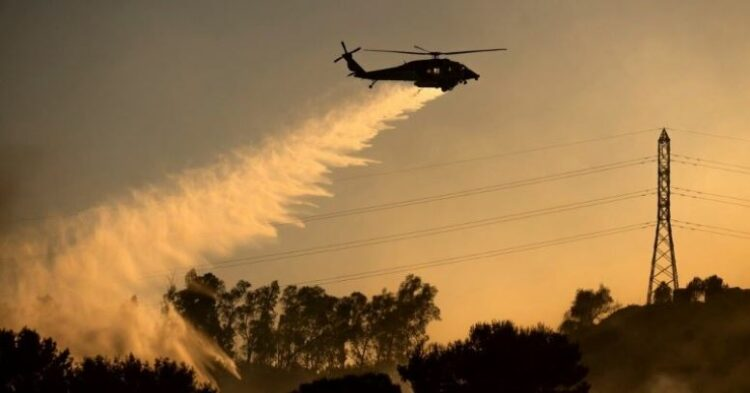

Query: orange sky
[2,1,750,344]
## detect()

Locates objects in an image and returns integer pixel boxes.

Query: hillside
[578,288,750,393]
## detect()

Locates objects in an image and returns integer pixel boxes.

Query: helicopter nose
[464,68,479,80]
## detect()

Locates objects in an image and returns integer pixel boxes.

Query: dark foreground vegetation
[4,273,750,393]
[399,321,589,393]
[0,328,214,393]
[291,373,401,393]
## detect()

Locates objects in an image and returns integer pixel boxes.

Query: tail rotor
[334,41,361,63]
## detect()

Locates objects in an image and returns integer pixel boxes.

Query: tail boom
[334,41,366,77]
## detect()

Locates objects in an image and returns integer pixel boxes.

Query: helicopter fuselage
[356,58,480,91]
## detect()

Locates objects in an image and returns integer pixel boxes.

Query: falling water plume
[0,86,443,380]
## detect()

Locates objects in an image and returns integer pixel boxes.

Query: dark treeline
[0,328,214,393]
[5,272,749,392]
[291,373,401,393]
[287,321,591,393]
[164,271,440,392]
[399,321,589,393]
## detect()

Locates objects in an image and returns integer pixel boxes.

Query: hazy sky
[3,0,750,342]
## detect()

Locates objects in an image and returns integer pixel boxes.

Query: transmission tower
[647,128,679,304]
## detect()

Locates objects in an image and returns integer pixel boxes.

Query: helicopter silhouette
[334,41,506,91]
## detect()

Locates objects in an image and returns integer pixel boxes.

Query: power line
[292,222,654,286]
[676,226,750,239]
[673,222,750,240]
[144,189,654,278]
[672,159,750,177]
[335,127,661,182]
[667,127,750,144]
[672,192,750,209]
[300,156,655,222]
[673,154,750,172]
[672,187,750,204]
[672,219,750,236]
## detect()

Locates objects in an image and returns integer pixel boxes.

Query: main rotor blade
[341,41,347,51]
[413,45,431,53]
[365,49,431,55]
[441,48,508,55]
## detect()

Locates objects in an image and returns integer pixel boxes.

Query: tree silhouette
[0,328,72,393]
[702,275,728,301]
[653,282,672,304]
[165,269,237,355]
[72,355,216,393]
[342,292,371,366]
[276,285,339,370]
[166,272,440,375]
[559,285,617,335]
[291,373,401,393]
[399,321,589,393]
[0,328,214,393]
[238,281,281,365]
[685,277,706,302]
[164,273,441,392]
[370,275,440,365]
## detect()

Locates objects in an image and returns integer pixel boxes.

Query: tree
[165,270,236,354]
[0,328,72,393]
[217,279,252,358]
[72,355,215,393]
[0,328,214,393]
[276,285,339,371]
[653,282,672,304]
[164,272,442,392]
[702,275,728,301]
[369,275,440,365]
[343,292,371,367]
[291,373,401,393]
[560,285,617,335]
[685,277,706,302]
[399,321,589,393]
[238,281,281,365]
[392,275,441,362]
[332,292,368,368]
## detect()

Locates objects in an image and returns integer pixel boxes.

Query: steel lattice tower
[647,128,679,304]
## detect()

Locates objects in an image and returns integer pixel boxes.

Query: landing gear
[440,83,458,92]
[369,80,377,89]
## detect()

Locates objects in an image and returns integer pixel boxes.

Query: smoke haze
[0,86,442,378]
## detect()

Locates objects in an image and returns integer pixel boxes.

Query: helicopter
[334,41,506,91]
